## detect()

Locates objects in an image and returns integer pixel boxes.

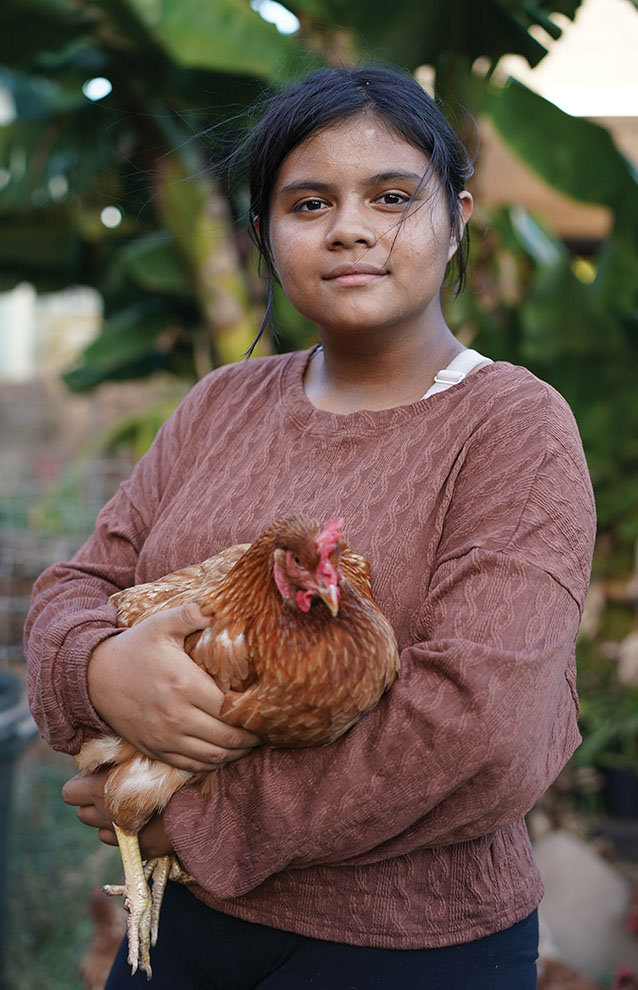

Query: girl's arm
[25,380,258,767]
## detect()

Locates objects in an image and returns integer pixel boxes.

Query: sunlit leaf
[288,0,582,74]
[485,79,638,214]
[122,0,300,78]
[63,300,177,391]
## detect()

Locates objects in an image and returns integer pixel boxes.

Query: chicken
[76,513,400,978]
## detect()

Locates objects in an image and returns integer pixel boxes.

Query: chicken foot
[103,823,153,979]
[144,855,194,945]
[103,836,196,978]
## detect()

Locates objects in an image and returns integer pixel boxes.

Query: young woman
[25,66,596,989]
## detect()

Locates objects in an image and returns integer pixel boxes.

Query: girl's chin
[312,315,416,338]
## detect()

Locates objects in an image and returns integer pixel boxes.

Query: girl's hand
[87,602,260,772]
[62,771,173,858]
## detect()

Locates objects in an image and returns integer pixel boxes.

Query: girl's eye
[294,199,327,213]
[377,191,410,207]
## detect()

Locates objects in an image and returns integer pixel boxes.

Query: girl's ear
[447,191,473,261]
[459,190,473,227]
[253,216,260,240]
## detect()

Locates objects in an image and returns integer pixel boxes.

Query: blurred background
[1,0,637,986]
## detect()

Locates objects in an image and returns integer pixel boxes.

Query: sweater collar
[278,347,498,438]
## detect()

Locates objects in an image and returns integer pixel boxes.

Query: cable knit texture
[25,348,596,949]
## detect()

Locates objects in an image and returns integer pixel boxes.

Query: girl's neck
[303,325,463,414]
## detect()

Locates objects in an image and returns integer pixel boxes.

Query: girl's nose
[325,204,378,250]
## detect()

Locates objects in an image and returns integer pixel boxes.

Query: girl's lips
[323,266,387,287]
[326,272,386,287]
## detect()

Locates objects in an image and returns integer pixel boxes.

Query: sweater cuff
[48,608,122,747]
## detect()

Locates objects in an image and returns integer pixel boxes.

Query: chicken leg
[103,831,196,977]
[103,824,153,979]
[144,855,194,945]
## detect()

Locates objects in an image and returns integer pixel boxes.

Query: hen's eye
[294,556,301,565]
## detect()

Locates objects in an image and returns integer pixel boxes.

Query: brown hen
[76,514,400,978]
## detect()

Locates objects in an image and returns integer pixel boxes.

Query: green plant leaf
[485,79,638,214]
[288,0,582,76]
[122,0,300,78]
[0,214,83,288]
[63,300,176,390]
[119,232,192,295]
[521,255,602,359]
[0,0,95,68]
[594,217,638,316]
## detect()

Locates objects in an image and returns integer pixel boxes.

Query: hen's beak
[316,584,340,617]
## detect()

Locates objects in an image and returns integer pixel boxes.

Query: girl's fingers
[157,743,256,773]
[62,770,109,808]
[76,803,109,829]
[97,827,119,847]
[150,601,211,641]
[87,606,261,767]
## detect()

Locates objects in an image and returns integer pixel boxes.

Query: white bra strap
[423,349,493,399]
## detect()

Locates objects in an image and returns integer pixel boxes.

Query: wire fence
[0,458,136,672]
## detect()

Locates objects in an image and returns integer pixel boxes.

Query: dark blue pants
[105,882,539,989]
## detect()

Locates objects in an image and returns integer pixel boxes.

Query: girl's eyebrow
[278,170,426,195]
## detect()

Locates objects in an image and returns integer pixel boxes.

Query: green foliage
[485,79,638,211]
[452,72,638,541]
[123,0,299,76]
[63,299,193,391]
[572,637,638,772]
[452,203,638,542]
[0,0,289,378]
[288,0,583,88]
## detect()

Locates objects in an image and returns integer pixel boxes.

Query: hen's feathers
[110,543,371,626]
[109,544,250,626]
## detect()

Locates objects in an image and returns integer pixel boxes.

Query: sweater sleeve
[164,383,596,899]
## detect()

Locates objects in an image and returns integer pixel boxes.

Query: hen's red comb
[316,517,344,564]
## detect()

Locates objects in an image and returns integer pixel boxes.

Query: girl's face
[267,114,472,345]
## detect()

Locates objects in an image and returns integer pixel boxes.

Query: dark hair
[239,66,474,350]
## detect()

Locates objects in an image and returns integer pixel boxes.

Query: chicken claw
[145,854,195,944]
[103,824,153,979]
[144,856,172,947]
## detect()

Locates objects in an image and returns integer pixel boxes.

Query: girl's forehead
[273,115,430,188]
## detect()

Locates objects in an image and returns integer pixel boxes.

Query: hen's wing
[108,544,250,627]
[185,611,254,694]
[340,546,374,601]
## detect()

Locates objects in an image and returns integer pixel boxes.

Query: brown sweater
[25,348,596,949]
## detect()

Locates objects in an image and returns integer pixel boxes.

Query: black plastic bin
[0,673,37,989]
